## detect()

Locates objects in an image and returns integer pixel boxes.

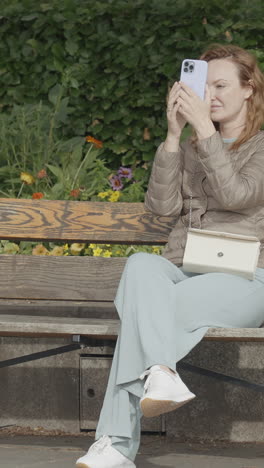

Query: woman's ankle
[158,365,176,375]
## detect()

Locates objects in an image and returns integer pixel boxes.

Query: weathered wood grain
[0,199,177,243]
[0,315,119,338]
[0,299,117,319]
[0,315,263,341]
[0,256,127,300]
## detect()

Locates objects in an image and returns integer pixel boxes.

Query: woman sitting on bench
[76,43,264,468]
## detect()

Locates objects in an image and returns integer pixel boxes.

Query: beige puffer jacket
[144,131,264,268]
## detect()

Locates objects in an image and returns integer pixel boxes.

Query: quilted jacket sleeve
[197,132,264,210]
[144,141,183,216]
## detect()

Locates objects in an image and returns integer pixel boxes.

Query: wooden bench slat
[0,199,176,244]
[0,315,119,338]
[0,315,263,341]
[0,299,117,319]
[0,256,127,301]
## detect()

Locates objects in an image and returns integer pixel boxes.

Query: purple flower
[110,175,123,191]
[117,166,133,179]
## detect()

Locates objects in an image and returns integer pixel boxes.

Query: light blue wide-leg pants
[95,252,264,461]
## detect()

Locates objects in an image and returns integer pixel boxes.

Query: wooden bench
[0,197,263,391]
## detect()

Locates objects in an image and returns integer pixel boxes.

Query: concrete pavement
[0,433,264,468]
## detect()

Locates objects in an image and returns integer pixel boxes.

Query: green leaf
[181,125,192,141]
[21,14,39,21]
[142,152,154,162]
[54,97,70,124]
[70,78,79,89]
[46,164,64,179]
[48,84,63,106]
[65,40,79,56]
[204,24,220,37]
[49,182,64,197]
[144,36,155,45]
[40,4,54,12]
[121,151,137,166]
[26,39,39,49]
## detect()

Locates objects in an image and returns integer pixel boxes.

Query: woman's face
[207,58,252,125]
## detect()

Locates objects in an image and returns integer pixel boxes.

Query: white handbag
[182,227,260,280]
[182,173,261,280]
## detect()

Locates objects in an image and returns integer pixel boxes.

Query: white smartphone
[180,59,208,100]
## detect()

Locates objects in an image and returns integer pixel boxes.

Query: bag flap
[187,228,260,243]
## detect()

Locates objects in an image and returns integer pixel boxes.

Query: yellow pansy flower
[102,250,112,257]
[70,243,85,255]
[108,191,121,202]
[32,244,49,255]
[152,247,161,254]
[97,192,109,199]
[98,190,113,199]
[50,246,64,256]
[89,243,97,249]
[93,247,103,256]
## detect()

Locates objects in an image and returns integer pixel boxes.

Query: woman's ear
[245,79,254,99]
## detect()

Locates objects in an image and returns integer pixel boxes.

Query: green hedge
[1,0,264,169]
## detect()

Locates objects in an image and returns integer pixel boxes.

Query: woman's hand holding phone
[177,82,215,140]
[164,81,214,151]
[166,82,187,136]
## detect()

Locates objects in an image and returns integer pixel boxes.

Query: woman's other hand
[166,82,187,137]
[164,82,187,151]
[177,82,216,140]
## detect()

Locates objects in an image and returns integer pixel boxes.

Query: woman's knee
[125,252,181,281]
[125,252,160,273]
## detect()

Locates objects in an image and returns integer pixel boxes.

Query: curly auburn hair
[200,43,264,150]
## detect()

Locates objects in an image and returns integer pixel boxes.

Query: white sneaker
[75,435,136,468]
[140,365,196,418]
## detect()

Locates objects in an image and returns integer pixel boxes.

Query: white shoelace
[139,369,152,392]
[90,435,111,454]
[140,367,177,392]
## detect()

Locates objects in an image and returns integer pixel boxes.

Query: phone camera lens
[185,61,189,66]
[184,67,188,72]
[189,65,194,70]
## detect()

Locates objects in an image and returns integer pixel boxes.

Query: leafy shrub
[0,0,263,171]
[0,97,108,200]
[0,97,153,256]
